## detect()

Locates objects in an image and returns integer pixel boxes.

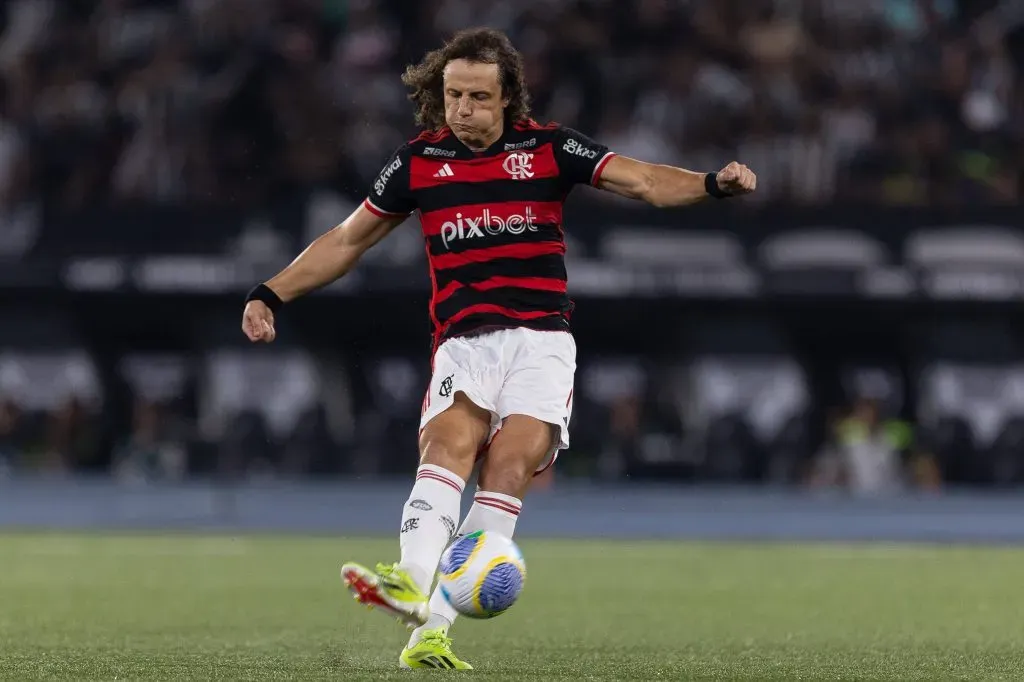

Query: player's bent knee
[478,457,536,498]
[480,415,560,497]
[418,392,491,480]
[419,427,480,482]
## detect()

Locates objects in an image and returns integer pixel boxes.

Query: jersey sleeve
[552,126,616,187]
[363,144,415,217]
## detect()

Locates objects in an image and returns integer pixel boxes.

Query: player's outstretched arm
[241,205,405,343]
[265,204,404,302]
[596,156,756,208]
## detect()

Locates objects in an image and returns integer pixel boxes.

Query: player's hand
[716,162,756,195]
[242,300,277,343]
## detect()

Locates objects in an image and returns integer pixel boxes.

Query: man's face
[443,59,508,148]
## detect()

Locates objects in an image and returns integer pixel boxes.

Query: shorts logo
[410,499,433,511]
[502,152,534,180]
[439,374,454,398]
[562,138,598,160]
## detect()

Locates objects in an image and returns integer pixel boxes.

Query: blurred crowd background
[1,0,1022,210]
[2,0,1024,496]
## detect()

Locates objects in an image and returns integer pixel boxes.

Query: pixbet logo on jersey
[440,206,539,249]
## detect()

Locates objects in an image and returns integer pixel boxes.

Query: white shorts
[420,327,576,473]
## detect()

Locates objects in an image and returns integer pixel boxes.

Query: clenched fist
[242,300,277,343]
[716,162,756,195]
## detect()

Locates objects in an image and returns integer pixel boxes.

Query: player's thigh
[418,391,492,482]
[418,336,503,480]
[493,330,575,451]
[478,415,560,498]
[483,330,575,497]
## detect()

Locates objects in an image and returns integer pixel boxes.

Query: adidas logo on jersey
[433,163,455,178]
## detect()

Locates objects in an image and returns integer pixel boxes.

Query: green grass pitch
[2,533,1024,680]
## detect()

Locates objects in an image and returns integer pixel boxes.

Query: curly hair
[401,28,531,130]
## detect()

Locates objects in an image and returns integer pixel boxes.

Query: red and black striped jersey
[362,119,616,349]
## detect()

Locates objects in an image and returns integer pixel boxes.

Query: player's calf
[341,463,466,628]
[343,398,489,629]
[409,414,549,645]
[413,489,522,642]
[396,394,489,592]
[397,464,466,592]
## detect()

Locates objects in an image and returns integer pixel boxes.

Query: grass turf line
[1,533,1023,680]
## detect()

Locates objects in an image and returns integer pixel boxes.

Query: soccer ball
[436,530,526,619]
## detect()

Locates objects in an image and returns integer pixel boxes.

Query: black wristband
[245,283,284,312]
[705,172,732,199]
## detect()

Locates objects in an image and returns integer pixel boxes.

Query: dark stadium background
[1,0,1024,515]
[7,5,1024,679]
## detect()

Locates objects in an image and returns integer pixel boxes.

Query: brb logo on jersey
[424,146,456,158]
[374,156,402,196]
[502,152,534,180]
[562,138,599,160]
[440,206,539,249]
[503,138,537,151]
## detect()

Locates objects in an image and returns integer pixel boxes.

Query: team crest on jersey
[502,152,534,180]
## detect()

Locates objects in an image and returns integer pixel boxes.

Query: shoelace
[375,562,411,591]
[420,631,454,651]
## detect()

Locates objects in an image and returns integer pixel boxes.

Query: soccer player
[241,28,755,670]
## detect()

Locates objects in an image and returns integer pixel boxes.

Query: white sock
[410,490,522,646]
[398,464,465,594]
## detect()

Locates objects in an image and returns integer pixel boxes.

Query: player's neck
[454,123,504,152]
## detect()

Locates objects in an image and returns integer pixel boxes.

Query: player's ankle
[409,614,453,647]
[424,613,452,632]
